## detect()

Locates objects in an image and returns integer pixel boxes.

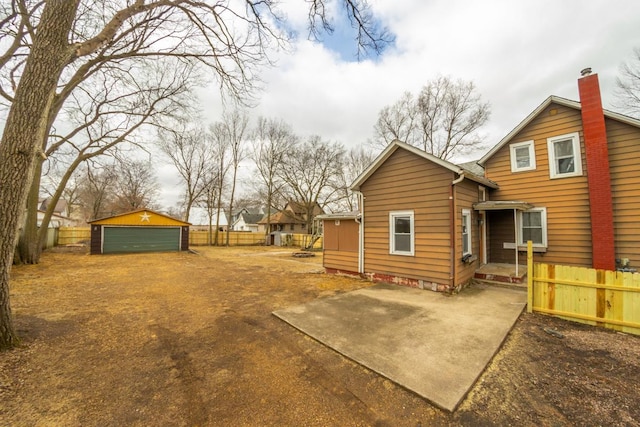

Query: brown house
[258,201,324,234]
[478,69,640,272]
[348,140,497,292]
[323,70,640,291]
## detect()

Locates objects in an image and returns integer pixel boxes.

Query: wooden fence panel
[528,243,640,336]
[58,227,91,245]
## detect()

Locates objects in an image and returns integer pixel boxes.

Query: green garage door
[103,227,181,253]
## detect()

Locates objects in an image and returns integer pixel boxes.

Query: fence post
[527,240,533,313]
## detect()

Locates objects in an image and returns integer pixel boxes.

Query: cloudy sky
[163,0,640,209]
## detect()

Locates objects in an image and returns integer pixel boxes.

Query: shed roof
[89,208,190,226]
[351,140,498,191]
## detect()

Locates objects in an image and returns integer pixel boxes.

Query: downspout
[513,209,519,276]
[354,190,365,274]
[450,172,465,290]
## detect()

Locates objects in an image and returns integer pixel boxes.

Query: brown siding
[361,148,453,286]
[454,180,480,286]
[322,219,359,273]
[484,103,593,266]
[607,118,640,268]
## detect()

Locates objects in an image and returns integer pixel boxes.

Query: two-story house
[321,70,640,292]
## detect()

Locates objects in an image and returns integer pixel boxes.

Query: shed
[88,209,190,255]
[316,212,360,276]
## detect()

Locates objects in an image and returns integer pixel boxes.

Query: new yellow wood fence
[527,241,640,336]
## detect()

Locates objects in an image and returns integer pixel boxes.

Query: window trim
[461,209,472,256]
[547,132,582,179]
[509,140,536,172]
[389,210,414,256]
[518,207,547,248]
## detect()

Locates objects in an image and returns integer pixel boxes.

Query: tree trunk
[18,160,44,264]
[0,0,78,350]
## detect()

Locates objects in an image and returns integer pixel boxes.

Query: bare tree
[615,47,640,118]
[251,117,296,242]
[332,145,375,212]
[76,163,118,220]
[109,159,159,213]
[157,123,211,223]
[0,0,391,351]
[373,76,490,160]
[208,122,231,246]
[220,110,249,246]
[278,136,345,233]
[19,61,193,263]
[197,167,222,246]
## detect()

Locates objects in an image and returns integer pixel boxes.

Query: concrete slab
[273,282,526,412]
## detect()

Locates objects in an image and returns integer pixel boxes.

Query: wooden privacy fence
[527,241,640,336]
[189,231,265,246]
[58,227,91,245]
[57,227,322,248]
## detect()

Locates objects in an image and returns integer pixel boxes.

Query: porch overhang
[473,200,534,277]
[473,201,534,211]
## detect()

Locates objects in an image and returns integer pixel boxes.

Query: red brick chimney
[577,68,615,270]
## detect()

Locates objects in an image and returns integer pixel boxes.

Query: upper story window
[509,140,536,172]
[547,132,582,179]
[389,210,414,256]
[462,209,472,256]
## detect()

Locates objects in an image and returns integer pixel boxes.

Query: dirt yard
[1,246,639,426]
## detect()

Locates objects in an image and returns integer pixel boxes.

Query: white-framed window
[518,208,547,247]
[509,140,536,172]
[462,209,472,256]
[547,132,582,179]
[389,210,414,256]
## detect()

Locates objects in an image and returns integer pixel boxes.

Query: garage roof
[89,209,190,226]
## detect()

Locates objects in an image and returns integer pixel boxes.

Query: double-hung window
[547,132,582,178]
[462,209,472,256]
[518,208,547,248]
[389,211,414,256]
[509,140,536,172]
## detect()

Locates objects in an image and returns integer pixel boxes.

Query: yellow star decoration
[140,212,151,222]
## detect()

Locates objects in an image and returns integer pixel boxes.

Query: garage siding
[103,227,181,253]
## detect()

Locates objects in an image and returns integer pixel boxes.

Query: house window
[547,132,582,178]
[462,209,471,256]
[518,208,547,247]
[509,140,536,172]
[290,224,294,231]
[389,211,414,256]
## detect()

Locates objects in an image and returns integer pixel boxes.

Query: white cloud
[159,0,640,206]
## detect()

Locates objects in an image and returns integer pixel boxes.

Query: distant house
[232,212,264,232]
[38,198,78,227]
[322,70,640,291]
[258,201,324,234]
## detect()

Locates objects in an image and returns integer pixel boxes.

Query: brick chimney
[577,68,615,270]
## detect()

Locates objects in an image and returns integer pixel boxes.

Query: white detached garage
[89,209,190,255]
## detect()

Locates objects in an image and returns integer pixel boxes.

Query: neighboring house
[324,70,640,292]
[232,213,264,232]
[37,198,78,227]
[258,201,325,234]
